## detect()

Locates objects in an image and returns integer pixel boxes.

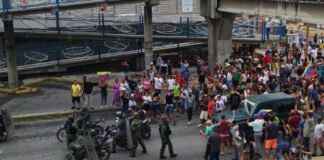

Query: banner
[182,0,193,13]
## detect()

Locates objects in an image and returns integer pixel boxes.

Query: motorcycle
[68,135,110,160]
[57,118,105,142]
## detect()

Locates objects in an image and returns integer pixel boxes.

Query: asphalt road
[0,113,233,160]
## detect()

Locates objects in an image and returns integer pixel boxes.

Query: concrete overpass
[1,0,159,88]
[199,0,324,72]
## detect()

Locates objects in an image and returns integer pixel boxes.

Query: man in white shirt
[313,118,324,156]
[154,74,163,93]
[311,47,318,63]
[248,114,265,155]
[215,96,225,113]
[167,75,176,91]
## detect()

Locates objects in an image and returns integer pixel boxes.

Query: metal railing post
[55,10,60,34]
[98,13,101,32]
[101,13,105,35]
[279,19,283,40]
[187,17,189,38]
[261,21,265,41]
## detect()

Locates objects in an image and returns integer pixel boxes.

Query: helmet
[68,115,74,122]
[133,112,139,118]
[290,147,300,157]
[89,129,97,137]
[115,111,122,118]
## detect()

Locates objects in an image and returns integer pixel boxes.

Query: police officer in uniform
[130,112,147,157]
[64,116,79,147]
[112,111,126,153]
[159,116,177,159]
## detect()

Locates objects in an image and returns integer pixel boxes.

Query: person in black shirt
[82,76,96,108]
[121,89,129,115]
[229,89,242,119]
[165,91,176,125]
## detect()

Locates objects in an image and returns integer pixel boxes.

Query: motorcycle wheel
[100,148,110,160]
[56,128,66,142]
[142,130,151,139]
[94,125,104,135]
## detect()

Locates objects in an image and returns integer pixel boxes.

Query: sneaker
[170,154,177,158]
[100,106,103,108]
[188,122,191,125]
[160,156,167,159]
[197,124,202,127]
[142,150,147,154]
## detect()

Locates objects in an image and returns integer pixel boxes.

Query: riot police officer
[112,111,126,153]
[130,112,147,158]
[64,116,79,147]
[159,116,177,159]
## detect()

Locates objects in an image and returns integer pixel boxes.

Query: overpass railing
[1,0,104,12]
[10,14,287,40]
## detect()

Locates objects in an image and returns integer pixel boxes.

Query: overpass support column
[2,15,19,89]
[206,14,234,73]
[143,2,153,70]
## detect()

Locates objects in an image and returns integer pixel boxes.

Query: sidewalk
[0,72,128,118]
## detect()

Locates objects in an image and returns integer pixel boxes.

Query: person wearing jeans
[248,114,265,156]
[186,92,196,125]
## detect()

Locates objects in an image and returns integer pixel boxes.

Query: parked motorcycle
[57,118,105,142]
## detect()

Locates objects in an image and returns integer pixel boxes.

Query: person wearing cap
[129,94,137,110]
[247,113,265,156]
[130,112,147,157]
[159,116,177,159]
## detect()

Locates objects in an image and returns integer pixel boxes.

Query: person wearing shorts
[265,117,278,160]
[219,115,231,155]
[165,91,176,125]
[71,80,81,109]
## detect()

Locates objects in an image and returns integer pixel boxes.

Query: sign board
[182,0,193,13]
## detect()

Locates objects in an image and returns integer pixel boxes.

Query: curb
[0,87,39,94]
[13,107,119,124]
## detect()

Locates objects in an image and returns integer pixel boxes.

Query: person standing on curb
[159,116,177,159]
[82,76,95,108]
[99,79,108,108]
[71,80,81,110]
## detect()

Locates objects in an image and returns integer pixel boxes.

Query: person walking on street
[100,79,108,108]
[265,116,278,160]
[159,116,177,159]
[303,112,315,152]
[200,119,214,160]
[186,92,196,125]
[229,89,241,119]
[165,91,176,125]
[71,80,81,109]
[219,115,231,155]
[82,76,95,108]
[313,117,324,156]
[207,95,215,119]
[248,113,265,156]
[208,127,221,160]
[129,112,147,158]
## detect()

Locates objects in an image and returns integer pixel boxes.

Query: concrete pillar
[143,3,153,70]
[135,54,145,71]
[2,15,19,89]
[206,14,234,73]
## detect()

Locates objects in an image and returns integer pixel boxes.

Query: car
[214,92,296,123]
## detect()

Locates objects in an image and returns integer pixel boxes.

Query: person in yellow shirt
[71,80,81,109]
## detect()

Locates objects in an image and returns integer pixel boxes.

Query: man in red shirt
[207,95,215,119]
[219,115,231,155]
[288,110,301,138]
[263,51,272,70]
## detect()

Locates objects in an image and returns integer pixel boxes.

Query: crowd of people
[68,36,324,159]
